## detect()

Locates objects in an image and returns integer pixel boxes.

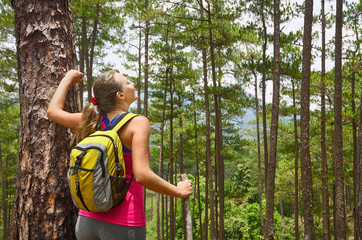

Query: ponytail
[71,102,99,146]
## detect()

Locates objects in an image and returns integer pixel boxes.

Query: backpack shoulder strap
[108,112,139,133]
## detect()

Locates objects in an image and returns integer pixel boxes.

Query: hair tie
[90,97,99,106]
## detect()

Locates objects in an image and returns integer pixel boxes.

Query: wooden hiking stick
[181,173,193,240]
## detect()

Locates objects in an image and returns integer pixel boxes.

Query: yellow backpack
[67,113,138,212]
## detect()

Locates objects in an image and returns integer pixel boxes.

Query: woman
[47,69,193,240]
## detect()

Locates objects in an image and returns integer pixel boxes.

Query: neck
[106,106,128,121]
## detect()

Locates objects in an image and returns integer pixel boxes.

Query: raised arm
[47,70,83,129]
[129,116,193,199]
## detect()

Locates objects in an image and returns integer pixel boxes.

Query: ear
[115,91,125,102]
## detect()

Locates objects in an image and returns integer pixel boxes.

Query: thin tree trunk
[200,1,211,239]
[264,0,280,238]
[253,71,264,236]
[86,4,99,101]
[292,80,299,240]
[261,0,269,188]
[10,1,81,238]
[193,101,204,240]
[137,22,142,114]
[355,88,362,240]
[321,1,331,238]
[207,3,217,238]
[333,1,347,239]
[216,50,225,240]
[143,0,150,216]
[157,70,169,240]
[0,143,7,240]
[169,65,175,240]
[300,0,316,238]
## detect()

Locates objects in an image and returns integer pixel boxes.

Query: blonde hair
[71,71,123,145]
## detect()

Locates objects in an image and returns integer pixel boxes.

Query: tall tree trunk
[206,3,218,239]
[137,22,142,114]
[86,4,99,101]
[292,80,299,240]
[157,71,169,240]
[200,1,211,239]
[333,0,347,239]
[143,0,149,117]
[79,15,86,105]
[321,1,331,239]
[356,88,362,240]
[261,0,269,187]
[169,67,175,240]
[253,71,264,236]
[10,1,81,238]
[264,0,280,238]
[193,99,203,240]
[300,0,316,239]
[143,0,150,215]
[216,50,225,240]
[353,70,360,239]
[0,143,7,240]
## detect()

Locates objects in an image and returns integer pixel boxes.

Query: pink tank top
[78,114,146,227]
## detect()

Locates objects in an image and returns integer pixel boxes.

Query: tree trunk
[321,1,331,239]
[355,87,362,240]
[157,69,169,240]
[0,143,8,240]
[261,0,269,188]
[200,1,211,239]
[143,0,149,117]
[292,80,299,240]
[254,71,264,236]
[264,0,280,238]
[193,100,204,240]
[169,65,175,240]
[143,0,150,216]
[137,23,142,114]
[333,0,347,239]
[10,1,81,239]
[86,4,99,101]
[300,0,316,239]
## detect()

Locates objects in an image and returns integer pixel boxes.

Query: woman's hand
[64,70,83,84]
[47,70,83,129]
[177,180,193,198]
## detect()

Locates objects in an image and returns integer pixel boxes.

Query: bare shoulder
[129,115,150,127]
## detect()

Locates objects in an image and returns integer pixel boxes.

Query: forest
[0,0,361,239]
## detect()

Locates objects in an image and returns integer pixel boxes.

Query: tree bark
[207,2,218,239]
[321,1,331,239]
[292,80,299,240]
[253,71,264,236]
[200,1,211,239]
[0,143,8,240]
[86,4,99,101]
[193,100,204,240]
[333,0,347,239]
[157,68,169,240]
[137,23,142,114]
[10,1,81,239]
[356,88,362,240]
[300,0,316,239]
[264,0,280,238]
[261,0,269,189]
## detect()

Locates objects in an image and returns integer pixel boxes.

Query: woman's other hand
[177,180,193,198]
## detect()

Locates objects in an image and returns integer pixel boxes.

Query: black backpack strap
[108,113,139,132]
[127,174,133,188]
